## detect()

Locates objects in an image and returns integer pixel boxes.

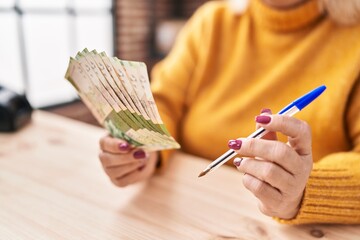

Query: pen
[198,85,327,178]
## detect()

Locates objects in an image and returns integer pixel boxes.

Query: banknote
[83,49,175,147]
[108,57,178,146]
[64,49,180,151]
[65,57,144,146]
[106,55,178,145]
[76,51,170,147]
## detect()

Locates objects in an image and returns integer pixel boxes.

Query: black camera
[0,86,33,132]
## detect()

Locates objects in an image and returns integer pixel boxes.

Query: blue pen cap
[294,85,326,110]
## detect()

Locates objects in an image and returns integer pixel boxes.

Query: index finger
[235,138,301,174]
[99,135,132,154]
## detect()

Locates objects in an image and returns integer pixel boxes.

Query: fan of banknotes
[64,48,180,151]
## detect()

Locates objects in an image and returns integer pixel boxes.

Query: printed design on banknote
[65,48,180,151]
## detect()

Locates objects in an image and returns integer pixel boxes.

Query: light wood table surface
[0,111,359,240]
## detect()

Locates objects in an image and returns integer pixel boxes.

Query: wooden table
[0,111,359,240]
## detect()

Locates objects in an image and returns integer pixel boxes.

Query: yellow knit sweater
[151,0,360,224]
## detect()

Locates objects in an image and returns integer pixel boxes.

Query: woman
[99,0,360,224]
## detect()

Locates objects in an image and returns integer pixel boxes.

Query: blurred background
[0,0,210,126]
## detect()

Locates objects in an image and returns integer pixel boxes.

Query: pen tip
[198,168,210,178]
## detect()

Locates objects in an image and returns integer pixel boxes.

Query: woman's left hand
[228,111,313,219]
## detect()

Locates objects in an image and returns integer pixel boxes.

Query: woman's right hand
[99,135,159,187]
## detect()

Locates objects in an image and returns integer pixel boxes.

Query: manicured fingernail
[255,115,271,124]
[233,157,243,167]
[228,139,242,150]
[261,108,271,114]
[133,150,146,159]
[118,142,129,151]
[138,165,145,171]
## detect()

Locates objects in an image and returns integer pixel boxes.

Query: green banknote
[64,49,180,151]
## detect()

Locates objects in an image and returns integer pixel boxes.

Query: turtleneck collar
[250,0,324,32]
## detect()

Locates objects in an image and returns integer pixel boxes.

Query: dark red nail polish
[228,139,242,150]
[233,158,243,167]
[261,108,271,114]
[255,115,271,124]
[119,142,129,151]
[133,150,146,159]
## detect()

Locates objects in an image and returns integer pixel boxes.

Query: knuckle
[242,174,252,190]
[284,175,297,191]
[112,175,130,187]
[104,167,114,177]
[258,202,274,217]
[300,120,312,139]
[114,179,128,188]
[98,152,108,164]
[243,175,267,197]
[300,119,311,131]
[278,115,288,129]
[271,142,288,160]
[246,138,257,153]
[99,137,106,150]
[263,163,276,180]
[101,136,119,153]
[101,136,114,151]
[304,121,311,132]
[115,168,127,178]
[253,182,265,197]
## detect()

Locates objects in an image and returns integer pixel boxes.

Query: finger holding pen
[229,113,313,219]
[256,108,277,141]
[198,85,325,178]
[231,108,277,172]
[230,107,274,169]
